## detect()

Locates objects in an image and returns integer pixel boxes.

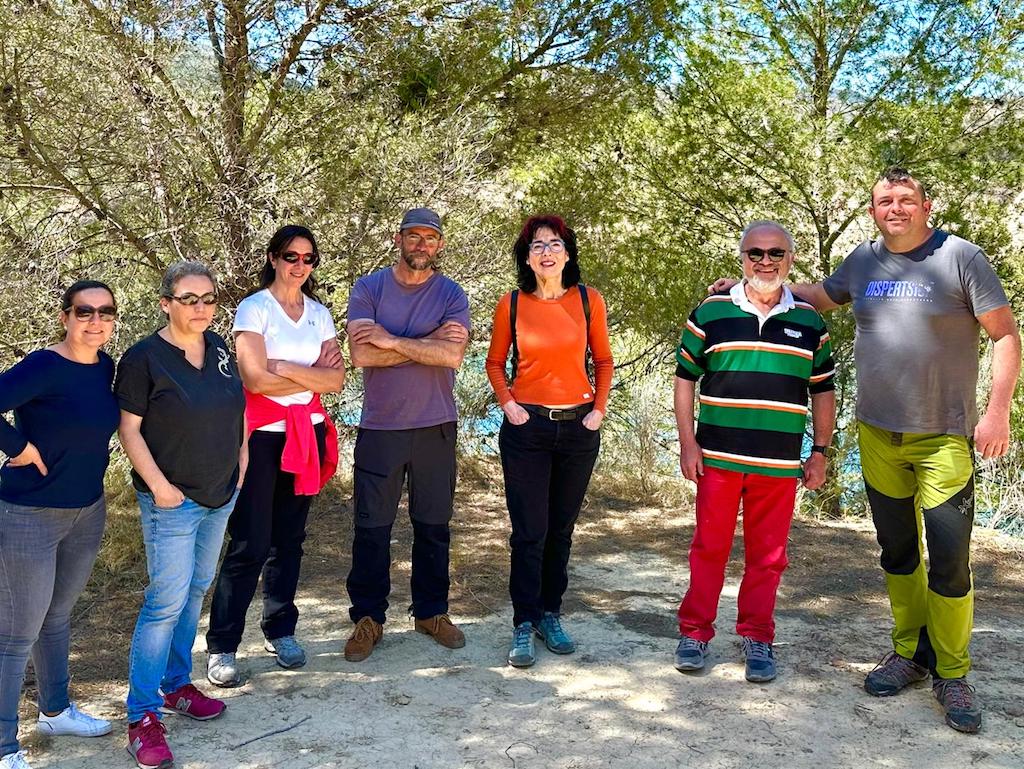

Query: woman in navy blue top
[0,281,120,769]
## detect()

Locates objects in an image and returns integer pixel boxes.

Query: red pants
[678,466,798,643]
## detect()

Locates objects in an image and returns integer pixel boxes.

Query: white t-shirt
[233,289,337,432]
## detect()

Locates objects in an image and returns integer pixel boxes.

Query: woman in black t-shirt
[115,262,244,769]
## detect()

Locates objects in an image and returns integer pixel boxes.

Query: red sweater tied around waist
[244,390,338,495]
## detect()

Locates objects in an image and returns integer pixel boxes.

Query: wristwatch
[810,444,830,457]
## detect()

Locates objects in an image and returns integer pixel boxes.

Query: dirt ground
[15,468,1024,769]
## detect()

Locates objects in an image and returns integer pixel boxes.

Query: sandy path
[17,489,1024,769]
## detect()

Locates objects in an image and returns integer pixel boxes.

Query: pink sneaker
[126,712,173,769]
[160,683,226,721]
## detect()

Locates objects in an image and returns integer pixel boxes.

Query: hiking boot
[933,677,982,734]
[742,637,777,683]
[508,622,536,668]
[414,614,466,649]
[264,635,307,669]
[206,652,241,688]
[36,702,111,737]
[345,616,383,661]
[126,712,173,769]
[536,612,575,654]
[673,636,709,672]
[864,651,928,697]
[160,683,226,721]
[0,751,33,769]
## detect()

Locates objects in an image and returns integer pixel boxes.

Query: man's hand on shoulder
[708,278,738,294]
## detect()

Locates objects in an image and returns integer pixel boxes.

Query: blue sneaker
[508,623,536,668]
[264,635,306,669]
[742,637,776,682]
[536,612,576,654]
[673,636,709,672]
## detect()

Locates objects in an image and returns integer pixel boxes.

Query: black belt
[521,403,594,422]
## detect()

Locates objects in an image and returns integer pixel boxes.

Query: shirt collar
[729,280,794,324]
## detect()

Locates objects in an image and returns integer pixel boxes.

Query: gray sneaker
[933,677,982,734]
[742,637,777,683]
[207,652,241,687]
[507,622,536,668]
[673,636,708,672]
[864,651,928,697]
[264,635,306,669]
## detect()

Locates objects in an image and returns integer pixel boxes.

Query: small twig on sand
[505,741,538,768]
[230,715,311,750]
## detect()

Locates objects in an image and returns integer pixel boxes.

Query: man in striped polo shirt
[673,220,836,683]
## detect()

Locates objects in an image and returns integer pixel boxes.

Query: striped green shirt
[676,284,835,477]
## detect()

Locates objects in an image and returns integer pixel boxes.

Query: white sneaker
[207,652,241,687]
[0,751,33,769]
[36,702,111,737]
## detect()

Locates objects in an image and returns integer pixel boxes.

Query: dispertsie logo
[863,280,934,302]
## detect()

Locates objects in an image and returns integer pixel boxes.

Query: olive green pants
[858,421,975,679]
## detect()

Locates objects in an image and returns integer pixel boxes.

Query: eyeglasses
[67,305,117,322]
[166,292,218,306]
[402,233,441,248]
[529,240,565,255]
[278,251,318,266]
[743,247,789,263]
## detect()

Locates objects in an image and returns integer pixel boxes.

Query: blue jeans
[0,497,106,756]
[126,490,235,722]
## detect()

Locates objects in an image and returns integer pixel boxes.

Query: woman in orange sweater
[485,215,613,668]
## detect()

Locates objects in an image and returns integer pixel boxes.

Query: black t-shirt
[115,330,245,508]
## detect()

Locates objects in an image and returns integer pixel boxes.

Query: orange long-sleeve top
[485,286,614,413]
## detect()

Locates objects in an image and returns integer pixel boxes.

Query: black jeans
[346,423,456,624]
[499,409,600,627]
[206,424,326,653]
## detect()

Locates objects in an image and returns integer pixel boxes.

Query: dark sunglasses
[166,292,218,306]
[67,305,117,322]
[277,251,319,266]
[743,247,789,262]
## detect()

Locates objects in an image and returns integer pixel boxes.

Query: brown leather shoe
[344,616,383,662]
[414,614,466,649]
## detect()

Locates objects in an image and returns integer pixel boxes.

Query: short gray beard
[401,250,434,271]
[747,273,784,293]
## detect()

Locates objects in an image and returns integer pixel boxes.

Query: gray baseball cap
[400,207,443,235]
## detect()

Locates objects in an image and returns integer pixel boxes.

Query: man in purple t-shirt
[344,207,471,661]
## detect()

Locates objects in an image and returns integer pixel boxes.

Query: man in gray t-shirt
[343,208,471,662]
[823,229,1008,435]
[792,168,1020,734]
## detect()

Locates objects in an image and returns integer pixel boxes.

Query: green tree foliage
[0,0,682,358]
[519,0,1024,515]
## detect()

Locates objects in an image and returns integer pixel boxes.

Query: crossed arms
[347,319,469,369]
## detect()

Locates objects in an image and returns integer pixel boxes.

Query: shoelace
[274,637,302,655]
[544,615,567,640]
[936,679,975,709]
[682,637,707,652]
[137,716,166,740]
[353,620,378,642]
[512,625,533,652]
[744,639,773,661]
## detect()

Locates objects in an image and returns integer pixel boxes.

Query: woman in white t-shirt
[205,225,345,687]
